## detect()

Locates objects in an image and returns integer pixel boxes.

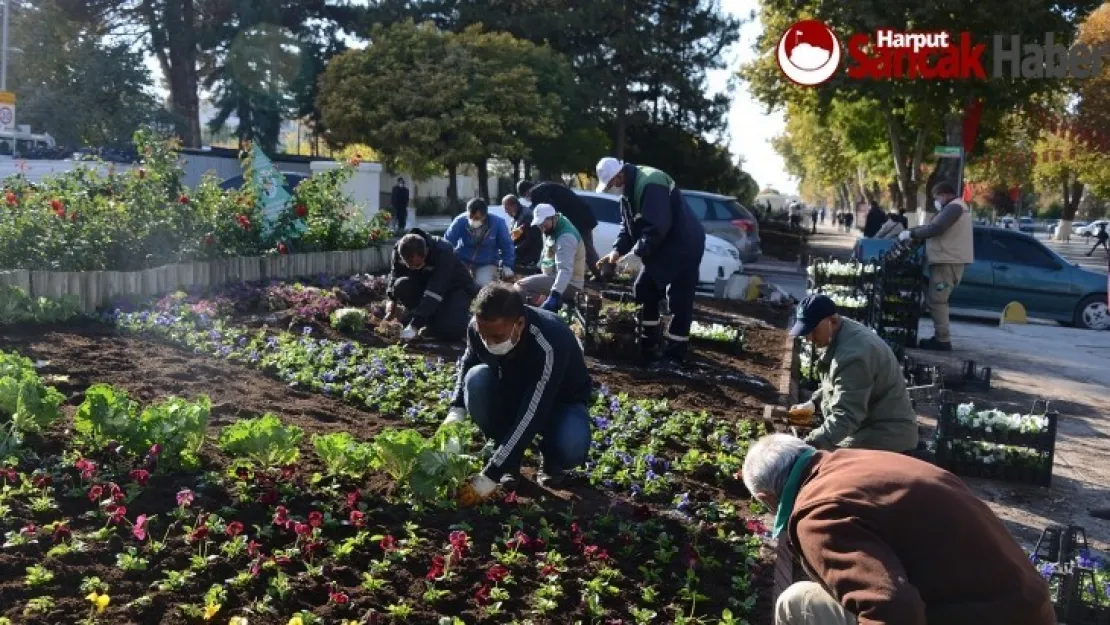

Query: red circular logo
[776,20,842,86]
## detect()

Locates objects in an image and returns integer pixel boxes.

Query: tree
[317,21,558,207]
[10,0,163,147]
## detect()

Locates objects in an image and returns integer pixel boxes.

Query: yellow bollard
[1000,301,1028,326]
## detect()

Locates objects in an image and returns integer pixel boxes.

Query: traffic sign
[933,146,962,158]
[0,91,16,131]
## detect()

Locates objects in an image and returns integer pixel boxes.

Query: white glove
[469,474,498,497]
[501,267,514,278]
[898,230,913,242]
[399,325,417,341]
[618,251,639,266]
[444,407,466,425]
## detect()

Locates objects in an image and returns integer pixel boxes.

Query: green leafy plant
[330,307,368,333]
[217,414,303,467]
[371,423,478,500]
[312,432,377,479]
[0,351,65,455]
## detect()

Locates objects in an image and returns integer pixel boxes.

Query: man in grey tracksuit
[517,203,586,312]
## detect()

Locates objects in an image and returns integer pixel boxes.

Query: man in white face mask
[447,283,593,506]
[897,181,974,351]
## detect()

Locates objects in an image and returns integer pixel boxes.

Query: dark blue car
[856,227,1108,330]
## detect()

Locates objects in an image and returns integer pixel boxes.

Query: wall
[312,161,383,219]
[0,157,134,182]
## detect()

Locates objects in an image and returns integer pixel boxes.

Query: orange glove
[457,474,498,507]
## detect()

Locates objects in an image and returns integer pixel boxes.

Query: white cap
[531,203,557,227]
[595,157,624,192]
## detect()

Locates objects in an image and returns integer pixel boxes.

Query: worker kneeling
[448,284,593,506]
[386,230,478,342]
[516,203,586,312]
[743,434,1056,625]
[789,294,918,453]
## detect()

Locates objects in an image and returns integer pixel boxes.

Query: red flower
[106,504,127,525]
[76,458,97,480]
[5,191,16,206]
[486,564,510,583]
[190,526,209,542]
[308,511,324,528]
[179,194,190,205]
[236,214,251,230]
[449,530,469,557]
[273,555,291,566]
[540,564,557,577]
[32,473,51,488]
[277,242,288,255]
[380,534,397,552]
[583,544,609,561]
[349,510,365,528]
[129,468,150,486]
[506,531,531,550]
[330,590,350,604]
[132,514,148,541]
[53,524,71,541]
[109,482,125,503]
[745,519,768,536]
[87,484,103,502]
[474,584,491,605]
[294,523,310,536]
[280,465,296,481]
[226,521,245,537]
[21,523,37,536]
[50,198,63,212]
[273,506,289,526]
[0,468,17,484]
[504,491,518,504]
[248,540,261,557]
[258,488,279,505]
[149,444,162,457]
[346,490,360,509]
[294,203,308,217]
[426,555,445,580]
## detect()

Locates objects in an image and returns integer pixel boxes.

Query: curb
[767,331,801,607]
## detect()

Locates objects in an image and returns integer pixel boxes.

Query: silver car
[680,190,761,263]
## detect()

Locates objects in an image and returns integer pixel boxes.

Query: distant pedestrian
[390,177,409,233]
[1087,223,1109,257]
[810,208,818,234]
[863,202,886,238]
[819,208,826,224]
[844,212,855,233]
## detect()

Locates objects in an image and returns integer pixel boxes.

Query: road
[1033,231,1109,275]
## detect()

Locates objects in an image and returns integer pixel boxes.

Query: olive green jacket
[807,318,918,452]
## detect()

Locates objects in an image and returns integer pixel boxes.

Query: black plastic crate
[934,399,1057,487]
[936,399,1058,450]
[1031,525,1110,625]
[942,360,992,392]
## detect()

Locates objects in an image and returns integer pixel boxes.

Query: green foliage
[0,351,65,455]
[217,414,304,467]
[73,384,209,469]
[0,287,81,326]
[312,432,377,479]
[330,308,368,333]
[370,423,479,500]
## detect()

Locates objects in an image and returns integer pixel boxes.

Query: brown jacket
[787,450,1055,625]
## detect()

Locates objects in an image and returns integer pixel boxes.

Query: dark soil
[0,316,784,625]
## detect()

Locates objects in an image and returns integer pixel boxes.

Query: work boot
[1091,507,1110,521]
[537,457,569,489]
[917,337,952,352]
[639,321,662,365]
[662,338,689,364]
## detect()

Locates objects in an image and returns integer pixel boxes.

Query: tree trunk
[145,0,202,147]
[523,161,532,181]
[883,105,927,217]
[512,159,521,184]
[926,113,964,214]
[888,179,903,211]
[476,158,490,202]
[446,163,459,211]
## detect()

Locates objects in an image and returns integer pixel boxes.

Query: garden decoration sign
[250,145,303,238]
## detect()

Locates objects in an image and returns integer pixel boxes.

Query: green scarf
[772,448,817,539]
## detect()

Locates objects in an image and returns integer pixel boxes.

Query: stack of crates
[805,258,881,327]
[874,245,925,358]
[1031,525,1110,625]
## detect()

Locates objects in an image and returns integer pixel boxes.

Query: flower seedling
[24,564,54,587]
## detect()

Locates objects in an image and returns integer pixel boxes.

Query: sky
[145,0,796,194]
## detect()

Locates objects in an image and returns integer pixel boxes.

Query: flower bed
[0,314,780,624]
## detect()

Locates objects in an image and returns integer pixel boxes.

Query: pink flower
[248,540,261,557]
[190,526,209,543]
[87,484,103,502]
[0,468,17,484]
[474,584,491,605]
[504,491,518,504]
[20,523,37,536]
[449,530,469,557]
[129,468,150,486]
[745,519,768,535]
[506,531,531,550]
[226,521,244,537]
[273,505,289,526]
[176,489,194,507]
[349,510,365,528]
[76,458,97,480]
[106,504,127,525]
[148,444,162,457]
[330,590,350,604]
[380,535,397,552]
[132,514,148,541]
[426,555,446,580]
[294,523,310,536]
[308,511,324,528]
[346,490,360,509]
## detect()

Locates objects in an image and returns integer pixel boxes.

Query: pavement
[1035,231,1109,275]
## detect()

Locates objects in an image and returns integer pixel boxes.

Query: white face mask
[606,185,625,196]
[483,320,523,355]
[468,218,484,229]
[934,198,945,211]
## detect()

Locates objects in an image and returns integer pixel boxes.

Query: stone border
[765,330,802,607]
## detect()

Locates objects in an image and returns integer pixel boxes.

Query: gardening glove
[399,325,417,341]
[384,300,398,321]
[443,406,466,425]
[898,230,913,242]
[457,474,498,507]
[501,266,514,279]
[541,291,562,312]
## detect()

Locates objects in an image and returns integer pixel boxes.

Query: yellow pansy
[204,604,221,620]
[287,617,304,625]
[229,618,249,625]
[85,592,110,613]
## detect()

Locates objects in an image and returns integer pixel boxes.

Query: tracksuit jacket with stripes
[449,307,593,481]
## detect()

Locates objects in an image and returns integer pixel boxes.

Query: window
[683,195,712,221]
[581,195,621,224]
[992,234,1059,269]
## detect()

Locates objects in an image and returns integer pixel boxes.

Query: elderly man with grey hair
[742,434,1055,625]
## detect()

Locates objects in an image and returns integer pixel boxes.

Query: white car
[1079,220,1108,237]
[490,192,742,285]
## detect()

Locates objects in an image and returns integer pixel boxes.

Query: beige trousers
[927,263,965,343]
[775,582,857,625]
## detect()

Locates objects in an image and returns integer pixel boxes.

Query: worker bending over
[516,203,586,312]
